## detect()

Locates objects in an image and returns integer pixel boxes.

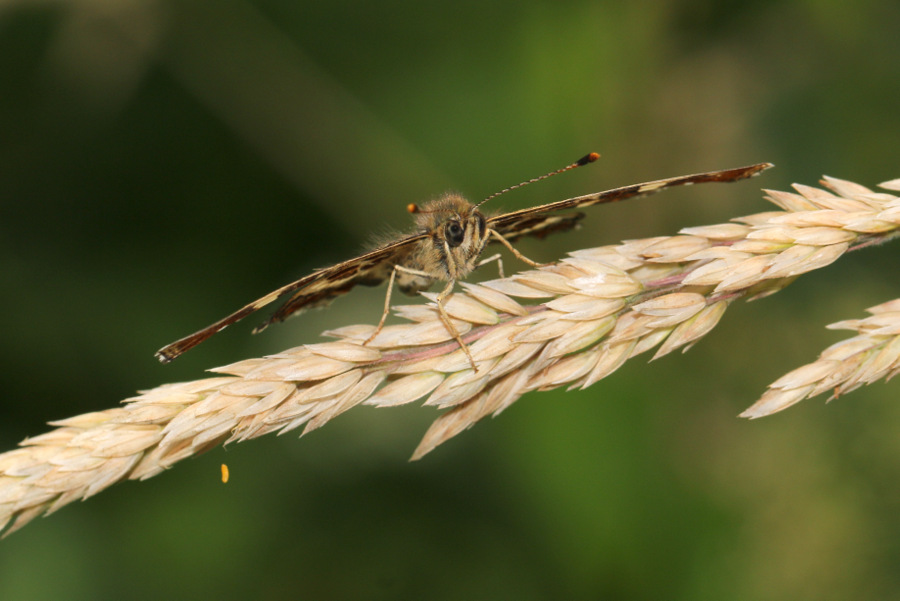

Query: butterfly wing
[488,211,586,243]
[488,162,773,239]
[155,233,427,362]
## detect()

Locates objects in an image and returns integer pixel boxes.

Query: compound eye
[445,222,465,247]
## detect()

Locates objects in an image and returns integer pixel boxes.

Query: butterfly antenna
[474,152,600,209]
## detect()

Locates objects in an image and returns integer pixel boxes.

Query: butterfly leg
[476,252,504,278]
[435,279,478,372]
[488,229,547,268]
[364,264,432,346]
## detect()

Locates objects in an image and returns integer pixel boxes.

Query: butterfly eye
[445,222,465,247]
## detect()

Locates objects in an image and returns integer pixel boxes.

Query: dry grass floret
[1,174,898,536]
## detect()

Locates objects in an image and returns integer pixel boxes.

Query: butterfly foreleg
[476,252,504,278]
[364,264,432,346]
[434,279,478,372]
[488,229,547,268]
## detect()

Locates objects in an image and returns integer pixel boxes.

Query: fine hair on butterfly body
[156,154,773,370]
[396,194,491,296]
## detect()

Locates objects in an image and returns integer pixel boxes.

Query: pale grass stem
[1,174,898,536]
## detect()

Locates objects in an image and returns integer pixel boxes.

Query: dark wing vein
[488,162,773,237]
[155,232,428,362]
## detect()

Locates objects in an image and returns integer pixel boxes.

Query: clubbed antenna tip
[578,152,600,166]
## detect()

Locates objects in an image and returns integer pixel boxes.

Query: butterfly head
[408,195,489,275]
[409,194,487,243]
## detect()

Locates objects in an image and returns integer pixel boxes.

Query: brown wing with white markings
[487,212,586,243]
[488,162,773,240]
[155,232,428,363]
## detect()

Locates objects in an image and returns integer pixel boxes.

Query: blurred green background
[1,0,898,599]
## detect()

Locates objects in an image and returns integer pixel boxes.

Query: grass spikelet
[741,300,900,418]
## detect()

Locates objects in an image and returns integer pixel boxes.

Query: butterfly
[156,154,772,367]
